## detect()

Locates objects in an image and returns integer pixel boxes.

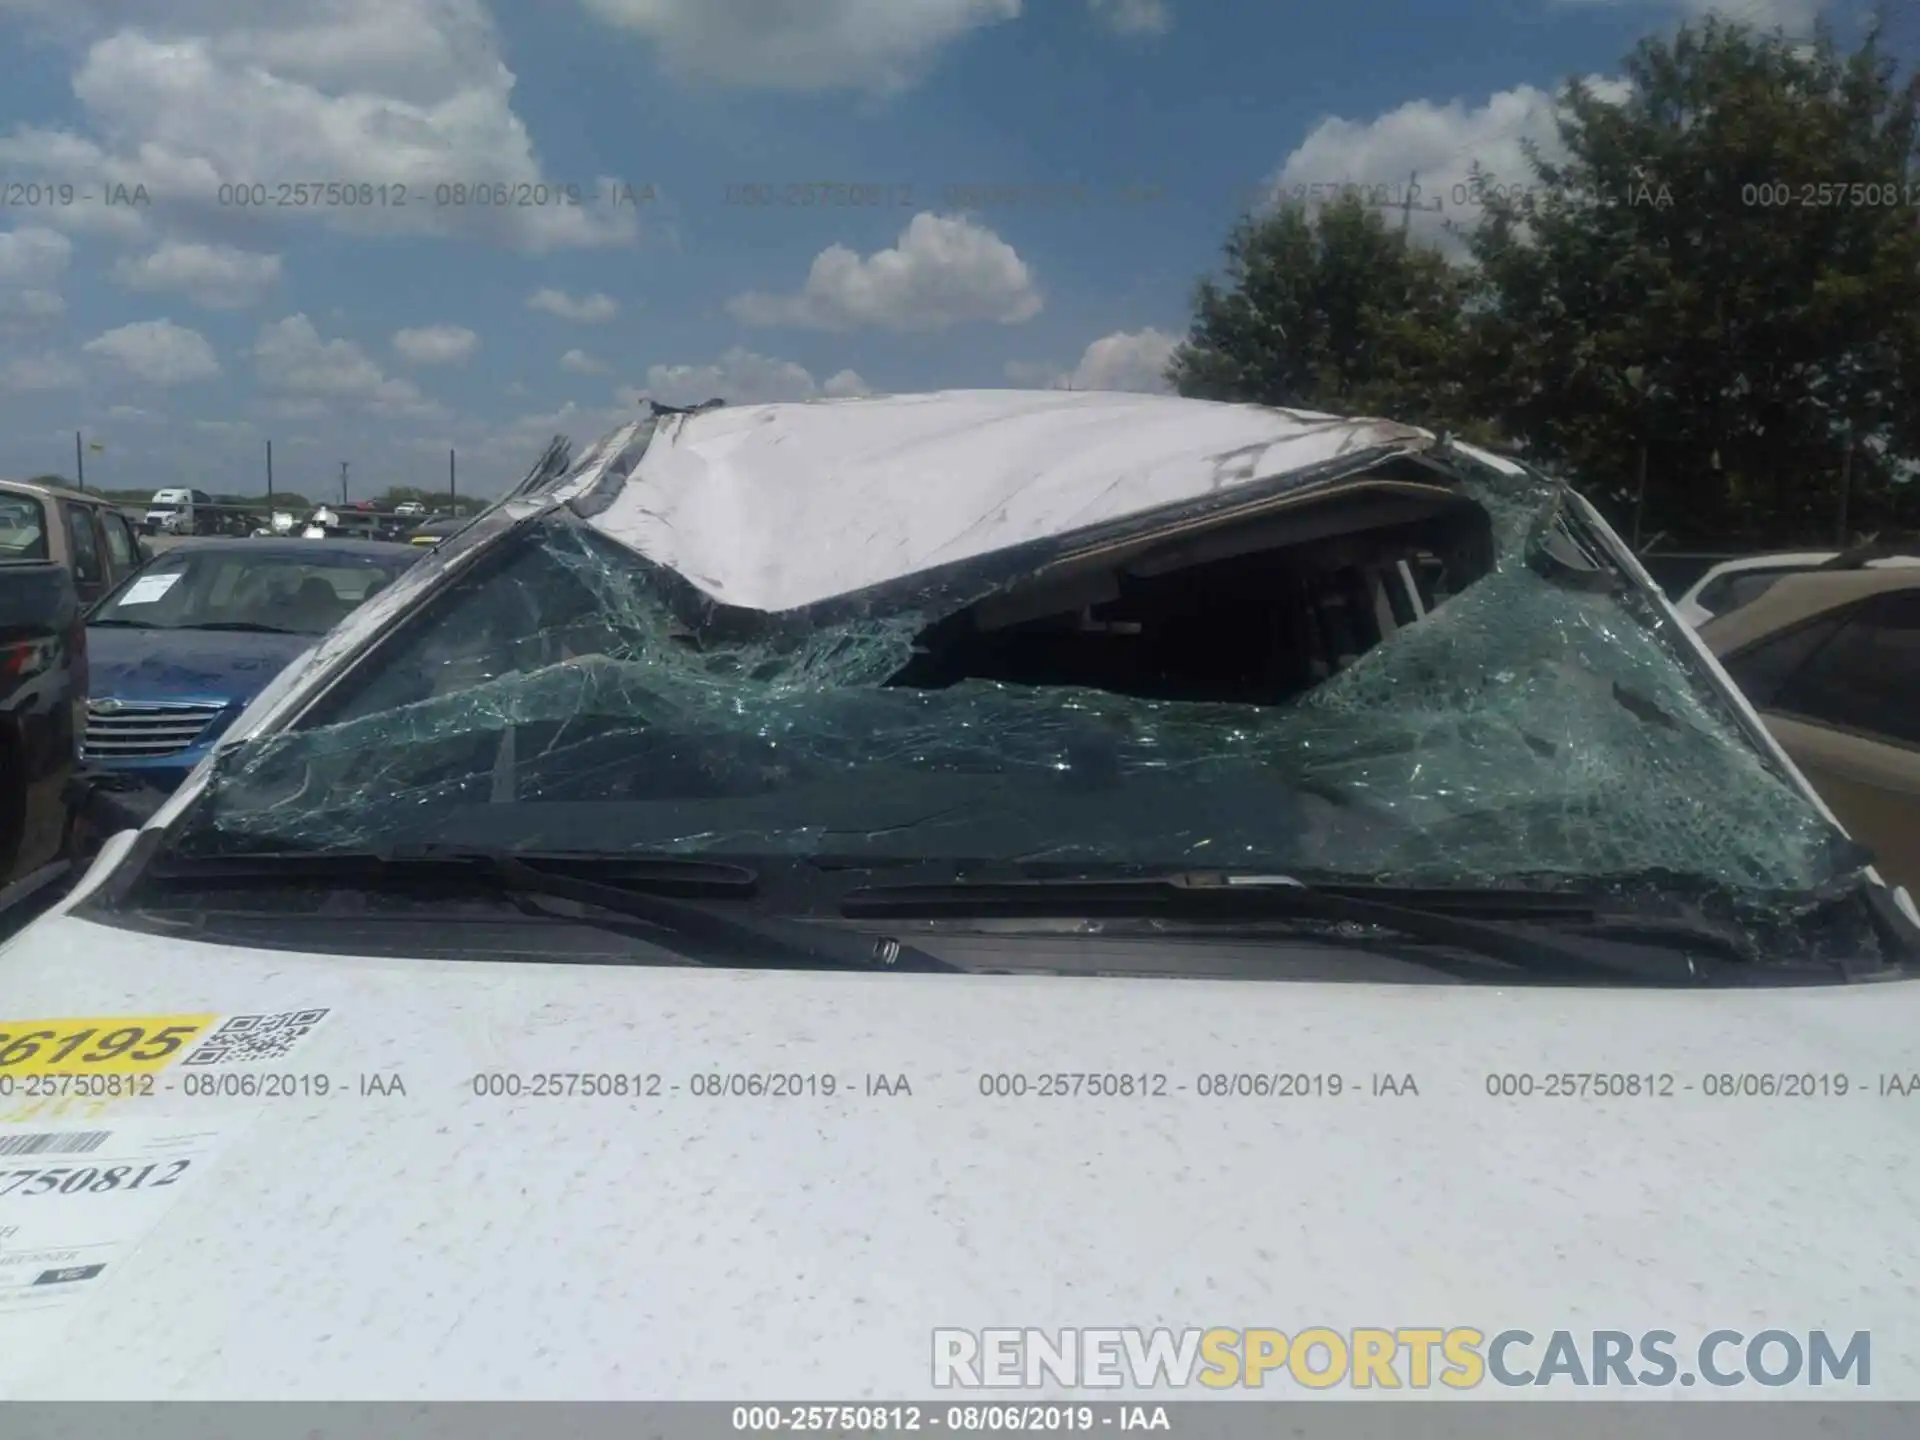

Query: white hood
[0,911,1917,1400]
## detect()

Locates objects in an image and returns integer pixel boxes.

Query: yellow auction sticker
[0,1016,221,1076]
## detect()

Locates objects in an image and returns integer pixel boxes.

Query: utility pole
[339,460,349,506]
[265,440,275,514]
[74,431,84,491]
[449,448,456,510]
[1400,169,1418,234]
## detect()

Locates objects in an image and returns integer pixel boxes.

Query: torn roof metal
[553,389,1442,614]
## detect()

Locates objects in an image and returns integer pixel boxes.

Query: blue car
[83,537,422,794]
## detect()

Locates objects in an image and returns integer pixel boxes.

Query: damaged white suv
[3,389,1919,1401]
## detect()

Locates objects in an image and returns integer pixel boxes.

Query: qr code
[181,1009,330,1066]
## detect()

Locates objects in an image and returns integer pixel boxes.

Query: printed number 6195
[0,1016,218,1075]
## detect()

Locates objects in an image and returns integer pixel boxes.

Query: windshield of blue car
[91,549,417,635]
[164,465,1863,913]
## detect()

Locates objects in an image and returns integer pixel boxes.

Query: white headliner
[573,390,1438,613]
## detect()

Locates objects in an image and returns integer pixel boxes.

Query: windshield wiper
[839,872,1752,984]
[190,621,303,634]
[88,617,157,628]
[142,846,956,974]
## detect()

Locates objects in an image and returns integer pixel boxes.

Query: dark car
[82,537,421,794]
[0,559,85,888]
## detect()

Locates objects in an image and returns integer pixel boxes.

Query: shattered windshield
[161,440,1858,902]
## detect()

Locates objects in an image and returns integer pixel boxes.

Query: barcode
[0,1131,110,1157]
[181,1009,329,1066]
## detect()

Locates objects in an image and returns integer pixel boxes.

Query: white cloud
[0,288,65,322]
[0,132,151,241]
[108,403,154,420]
[822,368,871,397]
[1087,0,1170,34]
[560,348,606,374]
[1005,326,1179,392]
[0,353,83,391]
[528,288,620,323]
[110,239,281,308]
[254,314,383,396]
[0,226,72,287]
[192,418,254,433]
[638,349,814,406]
[82,318,221,384]
[0,1,637,251]
[0,225,73,320]
[575,0,1021,93]
[369,375,444,418]
[255,396,330,422]
[1070,327,1179,390]
[728,212,1041,332]
[397,395,635,481]
[1260,76,1631,258]
[253,313,445,420]
[393,324,479,365]
[630,347,867,407]
[1555,0,1819,27]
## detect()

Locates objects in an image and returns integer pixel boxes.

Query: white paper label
[0,1119,234,1393]
[116,572,181,606]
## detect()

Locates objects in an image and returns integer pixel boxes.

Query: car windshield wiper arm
[190,621,302,634]
[839,873,1734,984]
[144,846,957,974]
[88,617,157,628]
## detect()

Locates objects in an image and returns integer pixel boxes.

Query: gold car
[1701,562,1920,894]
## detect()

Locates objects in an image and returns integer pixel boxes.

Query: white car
[2,390,1918,1404]
[1673,549,1920,628]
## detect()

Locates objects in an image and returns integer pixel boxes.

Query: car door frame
[92,505,143,589]
[57,498,113,607]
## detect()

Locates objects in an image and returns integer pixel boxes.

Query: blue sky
[0,0,1852,499]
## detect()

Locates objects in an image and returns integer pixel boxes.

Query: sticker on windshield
[0,1016,220,1078]
[0,1119,237,1397]
[114,572,181,606]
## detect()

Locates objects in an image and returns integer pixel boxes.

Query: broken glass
[168,439,1860,904]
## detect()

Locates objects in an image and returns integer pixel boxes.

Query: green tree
[1167,193,1480,433]
[1465,18,1920,546]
